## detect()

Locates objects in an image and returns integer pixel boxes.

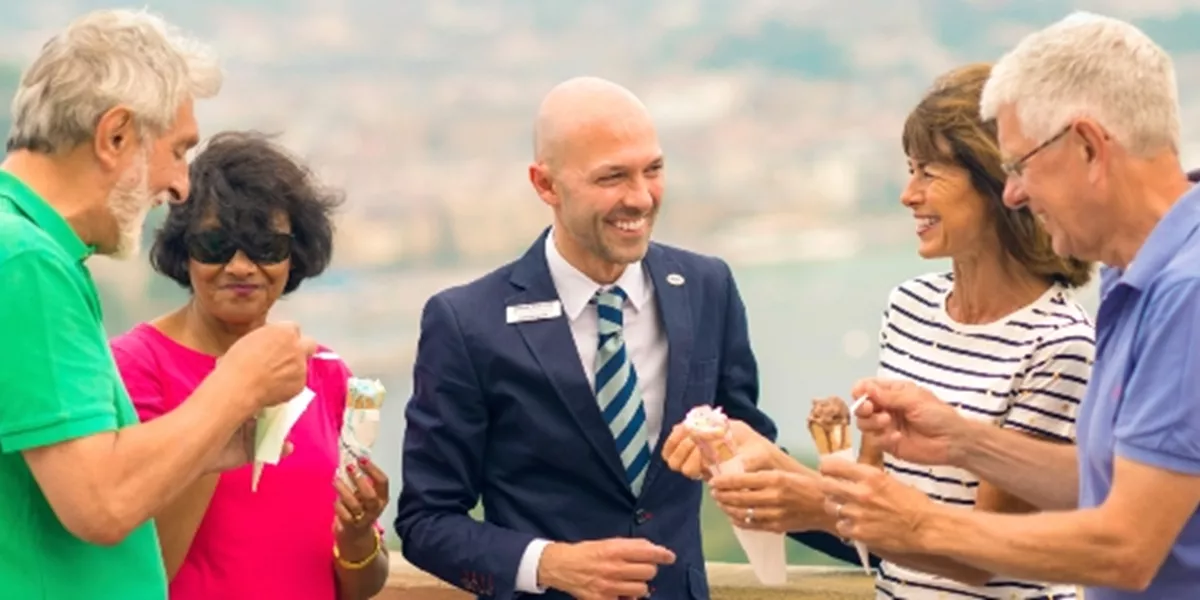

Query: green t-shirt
[0,171,166,599]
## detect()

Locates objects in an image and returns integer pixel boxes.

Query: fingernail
[358,457,369,466]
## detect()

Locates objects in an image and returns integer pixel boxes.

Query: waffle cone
[711,439,736,463]
[832,423,853,452]
[808,421,832,455]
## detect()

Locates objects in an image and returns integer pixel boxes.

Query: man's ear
[93,106,135,169]
[529,162,560,208]
[1074,119,1109,166]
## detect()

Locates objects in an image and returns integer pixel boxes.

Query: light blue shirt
[1077,182,1200,599]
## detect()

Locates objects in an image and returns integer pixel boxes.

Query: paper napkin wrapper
[712,454,788,586]
[683,405,786,586]
[251,387,316,492]
[825,447,872,574]
[336,378,386,490]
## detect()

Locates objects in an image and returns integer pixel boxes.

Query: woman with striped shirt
[666,63,1097,600]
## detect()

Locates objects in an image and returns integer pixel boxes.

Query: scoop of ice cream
[347,377,386,410]
[808,396,850,429]
[684,405,734,447]
[684,405,728,434]
[683,405,737,463]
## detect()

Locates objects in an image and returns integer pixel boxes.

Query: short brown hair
[901,62,1094,288]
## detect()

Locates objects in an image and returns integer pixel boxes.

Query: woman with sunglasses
[109,131,389,600]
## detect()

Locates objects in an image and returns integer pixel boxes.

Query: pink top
[111,323,352,600]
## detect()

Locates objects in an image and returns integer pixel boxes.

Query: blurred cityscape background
[3,0,1198,565]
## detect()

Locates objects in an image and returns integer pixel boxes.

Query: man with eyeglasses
[0,10,315,597]
[814,12,1200,600]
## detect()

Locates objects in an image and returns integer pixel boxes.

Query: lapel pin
[666,273,685,286]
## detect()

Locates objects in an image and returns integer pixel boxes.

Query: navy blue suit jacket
[394,231,782,598]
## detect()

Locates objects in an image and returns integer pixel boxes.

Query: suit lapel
[508,231,630,492]
[640,245,694,494]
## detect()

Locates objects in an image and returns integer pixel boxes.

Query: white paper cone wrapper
[823,447,872,574]
[251,387,316,492]
[337,408,382,488]
[713,454,787,586]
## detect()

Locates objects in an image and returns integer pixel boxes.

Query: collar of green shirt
[0,169,95,261]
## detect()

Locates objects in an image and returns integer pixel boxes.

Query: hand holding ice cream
[809,395,873,574]
[677,405,787,585]
[337,378,386,491]
[681,405,738,465]
[663,407,783,479]
[818,457,936,555]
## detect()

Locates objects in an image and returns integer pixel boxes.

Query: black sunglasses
[184,229,294,265]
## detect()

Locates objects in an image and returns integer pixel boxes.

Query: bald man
[393,77,779,600]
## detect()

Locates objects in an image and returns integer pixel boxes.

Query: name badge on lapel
[506,300,563,324]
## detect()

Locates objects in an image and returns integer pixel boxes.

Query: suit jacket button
[634,509,652,525]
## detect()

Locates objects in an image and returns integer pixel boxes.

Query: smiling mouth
[609,217,648,233]
[915,216,940,235]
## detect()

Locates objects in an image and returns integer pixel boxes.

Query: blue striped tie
[594,286,652,495]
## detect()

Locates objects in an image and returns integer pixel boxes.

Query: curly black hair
[149,130,343,294]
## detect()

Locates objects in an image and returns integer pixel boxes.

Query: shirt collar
[0,170,94,262]
[1120,181,1200,290]
[545,227,652,320]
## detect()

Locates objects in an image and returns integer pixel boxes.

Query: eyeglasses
[1000,125,1071,178]
[184,229,294,265]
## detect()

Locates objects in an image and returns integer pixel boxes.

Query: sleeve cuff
[515,538,552,594]
[0,410,118,453]
[999,419,1073,443]
[1115,440,1200,476]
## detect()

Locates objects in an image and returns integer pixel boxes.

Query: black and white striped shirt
[874,273,1094,600]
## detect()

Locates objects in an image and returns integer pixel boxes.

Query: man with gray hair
[815,11,1200,599]
[0,8,316,597]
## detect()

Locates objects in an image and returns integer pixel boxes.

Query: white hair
[980,11,1180,156]
[7,8,222,154]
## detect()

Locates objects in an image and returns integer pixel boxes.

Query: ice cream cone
[683,405,786,585]
[808,396,851,455]
[809,397,871,575]
[338,378,386,490]
[683,405,738,469]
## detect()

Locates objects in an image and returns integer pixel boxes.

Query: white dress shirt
[514,228,669,594]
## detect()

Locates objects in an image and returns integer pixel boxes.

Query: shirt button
[634,509,652,525]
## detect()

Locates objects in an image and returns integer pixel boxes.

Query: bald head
[526,77,664,284]
[533,77,654,169]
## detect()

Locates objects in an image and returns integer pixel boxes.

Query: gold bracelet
[334,528,382,570]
